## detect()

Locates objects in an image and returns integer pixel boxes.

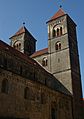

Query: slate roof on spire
[9,26,36,41]
[47,8,66,23]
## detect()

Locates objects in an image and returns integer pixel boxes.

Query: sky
[0,0,84,97]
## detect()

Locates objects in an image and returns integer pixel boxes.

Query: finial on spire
[60,5,62,8]
[23,22,25,27]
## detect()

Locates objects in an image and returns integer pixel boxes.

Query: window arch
[1,79,9,94]
[42,57,48,66]
[24,87,29,99]
[52,25,63,38]
[55,42,61,51]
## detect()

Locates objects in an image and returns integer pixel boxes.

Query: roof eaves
[46,14,67,24]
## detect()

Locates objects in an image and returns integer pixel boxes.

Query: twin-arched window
[13,41,21,51]
[55,42,61,51]
[53,27,63,38]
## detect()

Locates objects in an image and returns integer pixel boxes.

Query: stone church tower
[47,8,83,119]
[10,26,36,56]
[7,8,83,119]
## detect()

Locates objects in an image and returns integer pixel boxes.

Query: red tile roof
[14,26,26,36]
[31,48,48,58]
[10,26,26,38]
[47,8,66,22]
[9,26,36,41]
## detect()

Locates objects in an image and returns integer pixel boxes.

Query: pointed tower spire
[47,8,66,23]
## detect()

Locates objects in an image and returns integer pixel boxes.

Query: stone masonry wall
[0,68,73,119]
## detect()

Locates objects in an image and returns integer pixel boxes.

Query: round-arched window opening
[53,29,56,38]
[60,27,62,35]
[42,57,48,66]
[13,41,21,51]
[57,28,60,37]
[55,42,61,51]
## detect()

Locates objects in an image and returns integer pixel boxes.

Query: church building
[0,8,83,119]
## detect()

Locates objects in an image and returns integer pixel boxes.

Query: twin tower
[10,8,83,118]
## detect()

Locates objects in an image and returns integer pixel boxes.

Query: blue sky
[0,0,84,97]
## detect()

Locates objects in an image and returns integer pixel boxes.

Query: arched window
[24,87,29,99]
[55,42,61,51]
[59,43,61,50]
[19,43,21,50]
[17,44,18,49]
[42,57,48,66]
[57,28,60,37]
[13,41,21,51]
[56,44,58,50]
[53,29,56,38]
[60,27,62,35]
[1,79,9,94]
